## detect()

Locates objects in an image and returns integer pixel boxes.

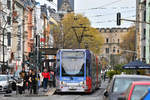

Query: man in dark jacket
[20,67,27,92]
[30,69,38,94]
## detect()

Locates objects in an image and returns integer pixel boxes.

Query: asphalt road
[0,80,108,100]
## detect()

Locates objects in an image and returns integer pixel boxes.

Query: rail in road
[0,79,109,100]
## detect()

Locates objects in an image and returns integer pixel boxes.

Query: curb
[4,94,48,97]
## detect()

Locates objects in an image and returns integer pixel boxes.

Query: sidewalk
[101,78,109,89]
[4,87,56,97]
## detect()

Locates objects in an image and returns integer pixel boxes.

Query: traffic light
[117,12,121,25]
[38,51,45,62]
[35,35,40,47]
[29,52,34,63]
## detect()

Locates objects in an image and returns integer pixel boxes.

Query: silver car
[0,75,12,93]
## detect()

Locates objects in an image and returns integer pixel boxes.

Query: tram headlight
[61,81,67,86]
[80,81,84,85]
[61,81,65,84]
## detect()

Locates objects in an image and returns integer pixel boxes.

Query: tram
[55,49,102,93]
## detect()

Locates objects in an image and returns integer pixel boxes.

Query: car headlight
[3,85,8,88]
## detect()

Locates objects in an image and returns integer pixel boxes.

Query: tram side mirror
[118,96,126,100]
[104,90,109,97]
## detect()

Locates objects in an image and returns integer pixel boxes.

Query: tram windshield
[61,51,85,76]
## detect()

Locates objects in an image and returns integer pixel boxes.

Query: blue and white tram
[55,49,101,93]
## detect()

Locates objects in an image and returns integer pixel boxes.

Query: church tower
[58,0,74,13]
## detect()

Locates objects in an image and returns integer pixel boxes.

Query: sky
[74,0,136,28]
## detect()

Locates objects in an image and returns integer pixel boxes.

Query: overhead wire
[85,9,135,18]
[91,14,136,24]
[75,0,134,11]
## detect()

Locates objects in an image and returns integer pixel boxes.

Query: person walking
[27,69,32,93]
[31,69,38,94]
[42,68,50,91]
[38,70,43,89]
[19,67,27,93]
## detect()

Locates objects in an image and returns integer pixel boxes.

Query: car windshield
[131,85,150,100]
[113,77,150,93]
[61,51,85,76]
[0,75,7,81]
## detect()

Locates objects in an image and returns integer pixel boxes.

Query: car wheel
[6,90,12,93]
[11,82,16,91]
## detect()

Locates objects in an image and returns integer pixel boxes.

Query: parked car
[0,74,12,93]
[141,88,150,100]
[118,81,150,100]
[103,75,150,100]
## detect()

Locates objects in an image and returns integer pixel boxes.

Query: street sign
[39,48,58,55]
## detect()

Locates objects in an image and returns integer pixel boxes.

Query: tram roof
[59,49,88,52]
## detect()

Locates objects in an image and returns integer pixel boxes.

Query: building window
[118,39,120,43]
[143,46,146,58]
[143,29,146,40]
[144,10,146,22]
[7,16,11,25]
[113,39,115,43]
[7,32,11,46]
[106,48,109,54]
[7,0,11,9]
[113,47,116,53]
[117,49,120,53]
[106,38,109,43]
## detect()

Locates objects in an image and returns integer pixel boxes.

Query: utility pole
[34,5,40,94]
[72,24,88,49]
[22,8,25,65]
[135,0,139,61]
[2,20,8,73]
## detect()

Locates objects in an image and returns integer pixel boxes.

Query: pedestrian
[31,69,38,94]
[104,72,106,81]
[18,73,24,94]
[19,67,27,93]
[50,70,55,87]
[27,69,32,93]
[42,68,50,91]
[38,69,43,88]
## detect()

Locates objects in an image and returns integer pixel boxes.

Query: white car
[0,75,12,93]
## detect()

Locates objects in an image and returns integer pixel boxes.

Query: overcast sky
[52,0,136,28]
[74,0,136,28]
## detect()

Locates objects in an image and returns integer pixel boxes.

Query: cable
[91,14,135,24]
[85,9,135,18]
[76,6,135,12]
[75,0,134,11]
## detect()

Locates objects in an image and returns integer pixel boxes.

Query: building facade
[0,0,58,72]
[99,28,129,65]
[137,0,150,64]
[137,0,146,62]
[0,0,14,71]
